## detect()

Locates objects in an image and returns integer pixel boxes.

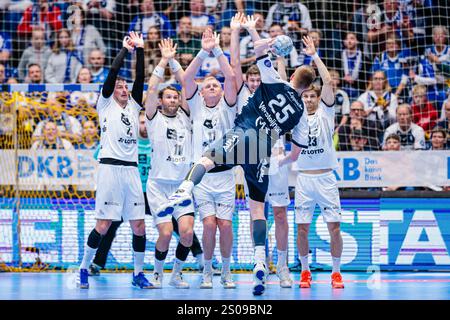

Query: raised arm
[230,12,245,90]
[144,39,172,120]
[242,15,264,57]
[276,56,288,81]
[302,36,334,106]
[212,31,237,106]
[102,35,134,98]
[183,29,216,99]
[130,32,145,107]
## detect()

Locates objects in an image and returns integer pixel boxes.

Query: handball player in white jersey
[77,32,152,289]
[144,39,196,289]
[180,29,238,289]
[230,12,292,288]
[278,36,345,289]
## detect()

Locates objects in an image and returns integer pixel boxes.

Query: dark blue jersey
[234,54,309,148]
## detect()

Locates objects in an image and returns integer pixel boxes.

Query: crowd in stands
[0,0,449,153]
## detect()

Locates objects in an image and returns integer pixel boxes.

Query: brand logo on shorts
[264,59,271,67]
[223,134,240,152]
[134,202,145,206]
[104,201,120,206]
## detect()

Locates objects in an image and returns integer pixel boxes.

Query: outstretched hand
[129,31,144,49]
[302,36,316,56]
[230,12,245,31]
[123,35,134,52]
[241,15,259,30]
[158,38,178,60]
[254,38,275,53]
[201,28,217,52]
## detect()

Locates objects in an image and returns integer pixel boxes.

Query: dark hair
[158,86,179,99]
[28,63,41,70]
[115,76,127,83]
[385,133,400,143]
[430,128,447,139]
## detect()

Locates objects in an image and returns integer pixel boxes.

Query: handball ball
[271,35,294,57]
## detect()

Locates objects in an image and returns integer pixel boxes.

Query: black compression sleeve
[131,47,145,107]
[102,47,128,98]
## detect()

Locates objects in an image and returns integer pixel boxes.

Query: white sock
[179,180,194,193]
[332,256,341,273]
[133,251,145,276]
[172,258,185,274]
[277,250,287,269]
[300,255,310,272]
[254,246,266,265]
[204,259,212,273]
[80,245,97,270]
[195,253,204,269]
[154,257,165,275]
[222,257,231,273]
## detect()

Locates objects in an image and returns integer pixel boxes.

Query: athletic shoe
[200,271,213,289]
[299,270,312,288]
[88,263,101,276]
[132,272,153,289]
[77,268,89,289]
[331,272,344,289]
[157,189,192,217]
[252,262,267,296]
[151,272,162,289]
[169,272,190,289]
[276,266,293,288]
[220,271,236,289]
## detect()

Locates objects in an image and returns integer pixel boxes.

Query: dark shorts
[204,127,276,203]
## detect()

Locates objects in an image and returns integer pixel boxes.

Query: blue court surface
[0,271,449,300]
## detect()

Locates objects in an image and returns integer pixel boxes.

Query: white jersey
[146,108,193,182]
[187,86,237,160]
[292,100,339,171]
[383,122,426,150]
[97,92,141,162]
[236,83,252,115]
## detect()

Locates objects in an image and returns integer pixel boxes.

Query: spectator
[70,67,99,108]
[407,53,439,105]
[427,128,447,150]
[0,63,6,84]
[351,1,375,58]
[239,12,269,66]
[339,32,367,100]
[45,29,83,83]
[338,101,381,151]
[383,103,426,150]
[33,96,82,144]
[366,0,414,57]
[128,0,175,39]
[435,99,450,148]
[349,129,371,151]
[174,16,202,57]
[69,5,107,66]
[26,63,44,84]
[0,31,18,80]
[217,0,258,29]
[88,49,109,83]
[17,28,51,82]
[140,26,162,81]
[411,85,438,134]
[329,69,350,131]
[425,26,449,108]
[264,0,312,49]
[75,120,99,150]
[17,0,63,40]
[189,0,215,37]
[383,133,401,150]
[371,35,408,98]
[81,0,116,47]
[31,120,74,151]
[358,70,398,129]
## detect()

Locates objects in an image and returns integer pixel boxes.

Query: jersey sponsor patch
[264,59,272,67]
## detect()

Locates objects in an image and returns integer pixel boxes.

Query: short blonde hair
[412,84,427,97]
[291,65,316,90]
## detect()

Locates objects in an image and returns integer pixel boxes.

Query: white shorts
[146,179,195,226]
[193,169,235,221]
[295,171,342,224]
[95,164,145,222]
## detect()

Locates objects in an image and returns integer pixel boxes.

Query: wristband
[169,59,182,73]
[312,52,319,60]
[197,49,209,60]
[152,65,165,79]
[212,46,224,58]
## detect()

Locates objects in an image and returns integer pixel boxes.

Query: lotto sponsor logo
[301,148,325,155]
[118,137,137,144]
